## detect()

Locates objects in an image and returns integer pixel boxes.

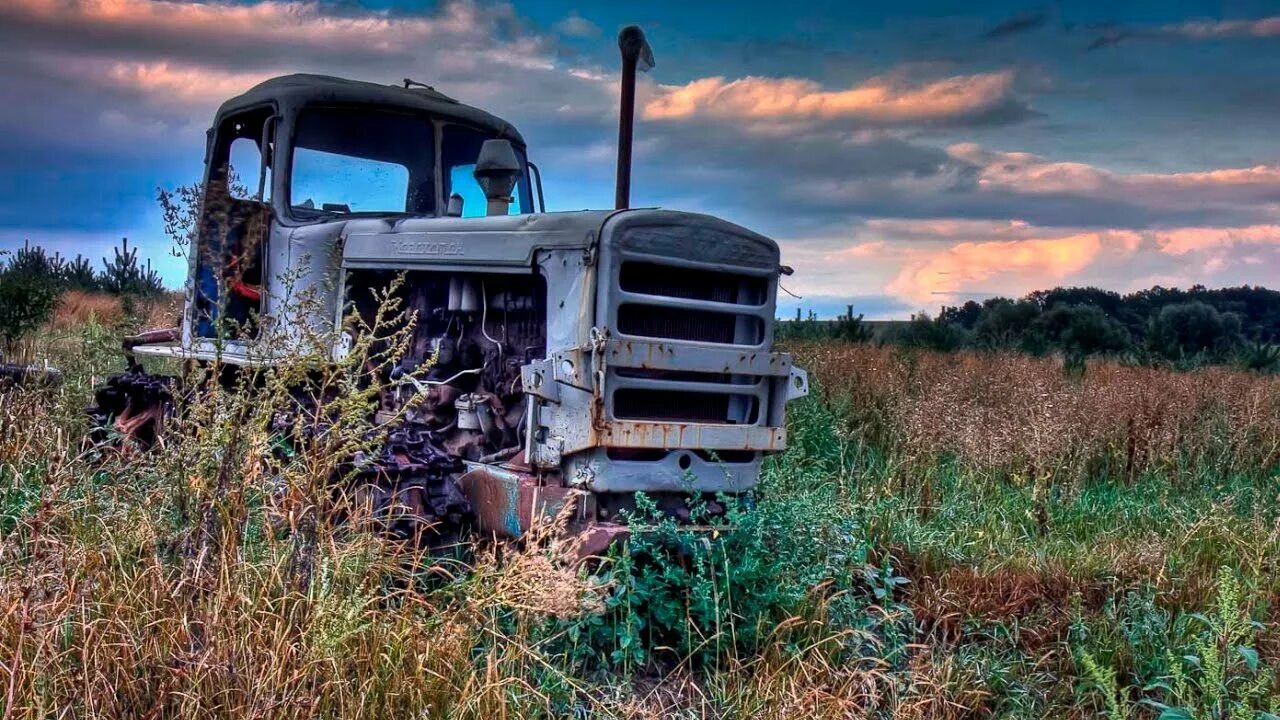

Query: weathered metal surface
[603,340,793,376]
[457,463,587,539]
[0,363,63,387]
[575,523,629,560]
[598,421,785,450]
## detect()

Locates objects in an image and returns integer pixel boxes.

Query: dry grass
[50,290,125,329]
[0,384,614,719]
[792,342,1280,484]
[50,291,183,332]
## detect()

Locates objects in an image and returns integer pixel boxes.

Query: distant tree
[1147,301,1243,362]
[1028,286,1124,314]
[60,254,100,292]
[5,241,64,284]
[938,300,984,329]
[100,238,164,297]
[0,247,59,356]
[876,283,1279,369]
[891,312,966,351]
[973,298,1041,351]
[1030,304,1132,356]
[832,304,873,343]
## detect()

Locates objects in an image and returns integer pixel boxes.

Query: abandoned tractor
[88,28,808,554]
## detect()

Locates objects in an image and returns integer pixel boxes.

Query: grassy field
[2,315,1279,718]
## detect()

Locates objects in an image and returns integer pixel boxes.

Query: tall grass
[1,330,1278,716]
[793,342,1280,485]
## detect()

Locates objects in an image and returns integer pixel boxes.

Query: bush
[0,269,58,355]
[891,312,966,351]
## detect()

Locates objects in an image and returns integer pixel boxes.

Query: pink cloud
[102,61,272,105]
[948,144,1280,208]
[882,230,1142,306]
[833,241,886,258]
[1152,225,1280,255]
[2,0,498,50]
[643,71,1021,125]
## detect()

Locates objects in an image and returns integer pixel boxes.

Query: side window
[448,164,523,217]
[441,123,531,217]
[228,137,265,200]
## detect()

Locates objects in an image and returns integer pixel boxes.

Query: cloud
[642,70,1032,127]
[948,144,1280,213]
[884,230,1139,305]
[0,0,586,121]
[1086,15,1280,50]
[1153,225,1280,255]
[984,10,1049,40]
[0,0,525,65]
[778,216,1280,316]
[555,12,601,39]
[1164,17,1280,39]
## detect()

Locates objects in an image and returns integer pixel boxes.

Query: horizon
[2,0,1279,320]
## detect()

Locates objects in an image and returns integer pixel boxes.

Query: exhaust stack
[614,25,654,210]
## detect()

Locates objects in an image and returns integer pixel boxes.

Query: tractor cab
[192,74,537,341]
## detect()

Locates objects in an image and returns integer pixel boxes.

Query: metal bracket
[522,346,595,403]
[521,359,560,402]
[786,365,809,401]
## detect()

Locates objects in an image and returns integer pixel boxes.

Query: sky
[1,0,1279,319]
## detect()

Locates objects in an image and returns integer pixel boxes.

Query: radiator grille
[617,305,763,344]
[613,389,758,425]
[615,261,768,346]
[620,262,766,305]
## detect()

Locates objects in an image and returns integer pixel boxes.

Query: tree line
[779,286,1280,372]
[0,238,165,352]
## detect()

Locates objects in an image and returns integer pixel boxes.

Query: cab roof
[214,73,525,146]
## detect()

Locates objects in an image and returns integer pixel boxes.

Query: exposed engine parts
[85,269,544,551]
[352,270,545,464]
[347,421,474,549]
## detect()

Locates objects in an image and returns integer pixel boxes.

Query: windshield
[441,123,533,217]
[290,107,435,217]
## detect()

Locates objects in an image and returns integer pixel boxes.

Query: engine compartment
[345,270,546,463]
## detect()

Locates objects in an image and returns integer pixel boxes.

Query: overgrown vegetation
[2,308,1279,715]
[0,239,166,359]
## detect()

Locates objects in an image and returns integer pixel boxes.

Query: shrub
[891,312,967,351]
[0,259,59,357]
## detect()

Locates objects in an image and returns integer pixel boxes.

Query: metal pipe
[614,26,653,210]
